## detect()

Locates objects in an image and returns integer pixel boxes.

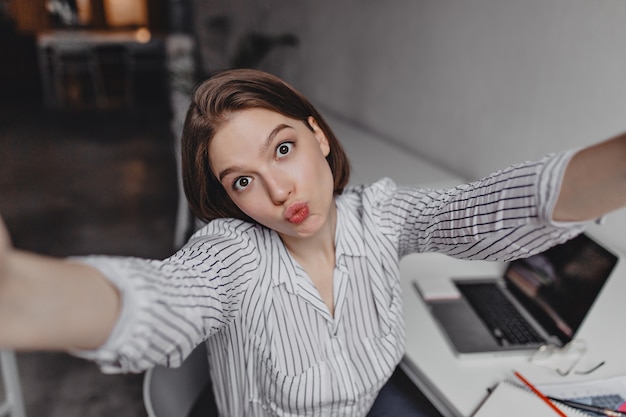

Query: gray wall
[194,0,626,178]
[192,0,626,251]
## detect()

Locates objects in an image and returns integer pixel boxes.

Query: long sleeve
[371,150,587,261]
[73,219,260,373]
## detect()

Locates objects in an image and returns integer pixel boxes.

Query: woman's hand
[0,216,121,351]
[554,131,626,222]
[0,216,11,284]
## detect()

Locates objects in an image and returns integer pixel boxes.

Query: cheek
[312,156,334,185]
[297,150,330,179]
[228,190,269,221]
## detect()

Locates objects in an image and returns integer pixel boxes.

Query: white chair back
[143,343,211,417]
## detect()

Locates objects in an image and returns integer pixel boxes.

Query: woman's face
[209,108,335,240]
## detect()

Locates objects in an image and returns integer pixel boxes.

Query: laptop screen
[504,233,618,345]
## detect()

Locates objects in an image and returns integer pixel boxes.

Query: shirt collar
[268,231,300,290]
[334,192,366,258]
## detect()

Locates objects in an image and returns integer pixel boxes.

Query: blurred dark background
[0,0,303,415]
[1,1,180,415]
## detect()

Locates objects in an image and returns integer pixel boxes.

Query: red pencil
[513,371,567,417]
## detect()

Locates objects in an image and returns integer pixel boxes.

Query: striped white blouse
[76,150,586,416]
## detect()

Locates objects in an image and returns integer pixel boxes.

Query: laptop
[415,233,619,355]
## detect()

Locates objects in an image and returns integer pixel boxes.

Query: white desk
[399,226,626,417]
[322,112,465,189]
[316,112,626,416]
[315,110,626,416]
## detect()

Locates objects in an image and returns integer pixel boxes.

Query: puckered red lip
[284,202,310,224]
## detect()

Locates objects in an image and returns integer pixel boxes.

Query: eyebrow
[218,123,294,182]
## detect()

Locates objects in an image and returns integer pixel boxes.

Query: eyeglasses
[529,339,605,376]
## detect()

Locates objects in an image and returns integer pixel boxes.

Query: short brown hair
[181,68,351,223]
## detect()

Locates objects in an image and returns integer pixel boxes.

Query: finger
[0,216,11,250]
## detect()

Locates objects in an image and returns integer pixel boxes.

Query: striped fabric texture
[76,150,585,416]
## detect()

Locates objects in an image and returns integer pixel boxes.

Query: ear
[307,116,330,157]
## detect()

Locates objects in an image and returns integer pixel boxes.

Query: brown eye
[276,142,293,158]
[233,176,251,191]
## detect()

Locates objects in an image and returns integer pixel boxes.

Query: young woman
[1,69,625,416]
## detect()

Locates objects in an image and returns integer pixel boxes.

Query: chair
[50,43,108,109]
[143,343,215,417]
[123,40,167,107]
[0,351,26,417]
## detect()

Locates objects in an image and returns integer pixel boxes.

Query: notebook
[472,380,587,417]
[415,233,619,355]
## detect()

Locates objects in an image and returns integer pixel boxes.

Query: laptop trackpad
[429,299,501,354]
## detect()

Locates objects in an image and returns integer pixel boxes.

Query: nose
[265,170,292,204]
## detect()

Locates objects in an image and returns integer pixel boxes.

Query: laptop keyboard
[456,282,545,346]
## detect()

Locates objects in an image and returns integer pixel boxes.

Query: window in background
[75,0,92,25]
[103,0,147,28]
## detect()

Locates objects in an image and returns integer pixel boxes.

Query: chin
[296,216,327,237]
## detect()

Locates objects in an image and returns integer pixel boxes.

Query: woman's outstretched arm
[554,131,626,222]
[0,217,120,351]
